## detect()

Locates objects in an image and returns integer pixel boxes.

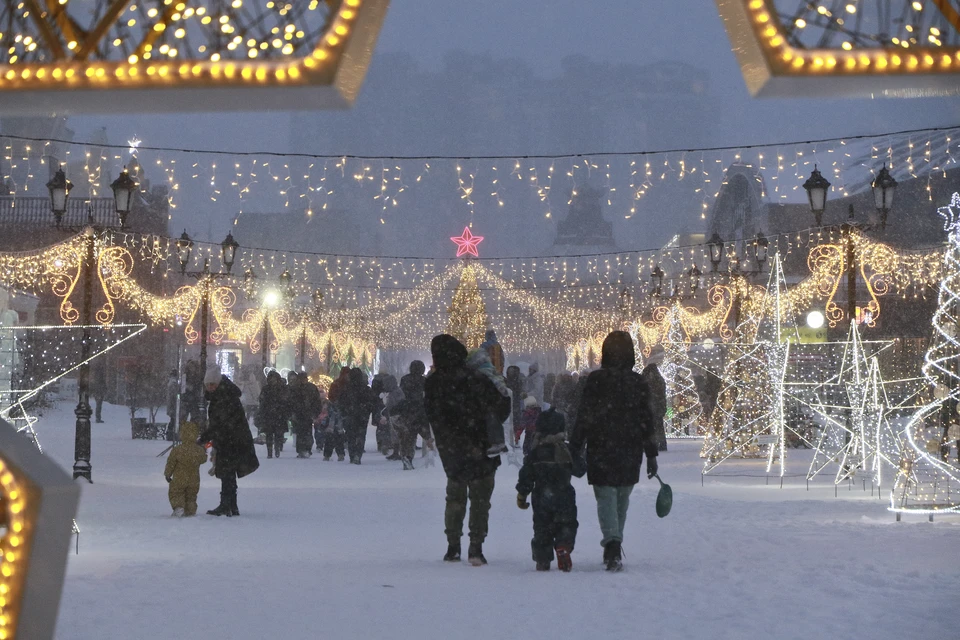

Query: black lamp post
[803,165,830,228]
[872,164,897,232]
[753,233,769,271]
[650,265,665,298]
[177,230,240,413]
[49,167,138,482]
[707,233,724,273]
[110,168,139,229]
[686,265,702,298]
[297,289,324,372]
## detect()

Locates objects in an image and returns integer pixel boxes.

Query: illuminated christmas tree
[891,193,960,516]
[447,263,487,350]
[661,308,703,437]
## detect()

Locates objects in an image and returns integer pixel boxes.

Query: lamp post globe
[220,232,239,273]
[110,168,139,228]
[46,167,73,227]
[871,164,897,231]
[176,230,193,275]
[803,165,831,227]
[707,233,724,272]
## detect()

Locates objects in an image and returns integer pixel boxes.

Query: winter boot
[173,507,185,518]
[443,542,461,562]
[536,561,551,571]
[323,455,331,461]
[267,449,273,459]
[467,542,487,566]
[486,443,509,457]
[555,546,572,572]
[401,457,414,471]
[337,453,346,462]
[274,443,281,458]
[603,541,623,572]
[206,495,230,516]
[230,495,239,517]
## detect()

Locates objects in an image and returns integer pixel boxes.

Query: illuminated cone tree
[891,193,960,516]
[661,308,703,437]
[446,263,487,350]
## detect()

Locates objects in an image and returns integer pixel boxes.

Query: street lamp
[177,230,241,414]
[803,165,831,227]
[110,168,139,228]
[650,265,665,298]
[707,233,724,273]
[753,233,769,271]
[49,167,137,482]
[46,167,73,228]
[872,164,897,231]
[686,265,702,298]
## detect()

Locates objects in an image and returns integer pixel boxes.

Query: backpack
[327,404,346,435]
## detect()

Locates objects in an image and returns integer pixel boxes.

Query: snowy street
[36,399,956,640]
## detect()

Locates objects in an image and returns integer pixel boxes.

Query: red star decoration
[450,227,484,258]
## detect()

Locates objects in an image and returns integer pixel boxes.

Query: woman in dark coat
[199,370,259,516]
[256,370,288,459]
[569,331,658,571]
[505,365,524,444]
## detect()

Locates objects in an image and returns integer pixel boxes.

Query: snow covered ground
[34,398,957,640]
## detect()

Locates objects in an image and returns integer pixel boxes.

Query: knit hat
[523,395,539,409]
[203,367,222,386]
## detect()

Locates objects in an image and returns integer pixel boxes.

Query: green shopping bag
[654,474,672,518]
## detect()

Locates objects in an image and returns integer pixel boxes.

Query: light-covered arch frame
[0,0,390,113]
[715,0,960,97]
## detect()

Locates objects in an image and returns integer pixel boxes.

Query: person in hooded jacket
[198,369,259,516]
[525,362,545,405]
[480,329,505,376]
[396,360,429,470]
[642,362,668,452]
[341,368,377,464]
[569,331,658,571]
[516,408,579,572]
[324,368,352,461]
[256,370,288,459]
[164,420,207,516]
[505,365,525,443]
[424,334,511,566]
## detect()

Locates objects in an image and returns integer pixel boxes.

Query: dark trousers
[397,424,418,462]
[265,427,285,457]
[94,395,104,422]
[323,430,346,458]
[220,471,238,507]
[294,420,314,454]
[346,421,367,461]
[444,473,496,544]
[530,496,578,563]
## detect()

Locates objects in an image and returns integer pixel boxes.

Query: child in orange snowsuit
[164,421,208,517]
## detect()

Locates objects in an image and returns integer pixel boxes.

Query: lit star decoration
[451,227,484,258]
[127,136,142,157]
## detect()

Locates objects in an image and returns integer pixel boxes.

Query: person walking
[257,370,289,459]
[91,360,107,423]
[342,368,376,465]
[642,362,668,452]
[396,360,429,470]
[199,368,259,516]
[424,334,511,566]
[569,331,658,571]
[505,365,524,445]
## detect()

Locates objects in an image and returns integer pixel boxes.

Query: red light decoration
[450,227,484,258]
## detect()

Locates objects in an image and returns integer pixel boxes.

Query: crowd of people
[166,327,666,573]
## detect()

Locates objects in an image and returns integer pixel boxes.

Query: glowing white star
[128,136,142,156]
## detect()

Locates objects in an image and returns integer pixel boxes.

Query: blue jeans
[593,485,634,546]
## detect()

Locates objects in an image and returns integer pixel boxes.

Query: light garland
[891,192,960,515]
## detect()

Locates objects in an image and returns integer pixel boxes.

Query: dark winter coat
[398,362,430,438]
[517,409,577,512]
[505,366,525,429]
[200,376,259,479]
[569,331,657,487]
[424,334,511,482]
[340,369,377,431]
[256,373,288,433]
[642,364,668,449]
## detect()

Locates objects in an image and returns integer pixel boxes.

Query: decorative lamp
[687,264,702,296]
[176,230,193,275]
[872,164,897,231]
[754,233,769,270]
[803,166,831,227]
[46,168,73,227]
[707,233,724,272]
[110,168,139,228]
[650,265,665,297]
[220,232,239,273]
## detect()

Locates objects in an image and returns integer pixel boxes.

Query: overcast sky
[69,1,960,154]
